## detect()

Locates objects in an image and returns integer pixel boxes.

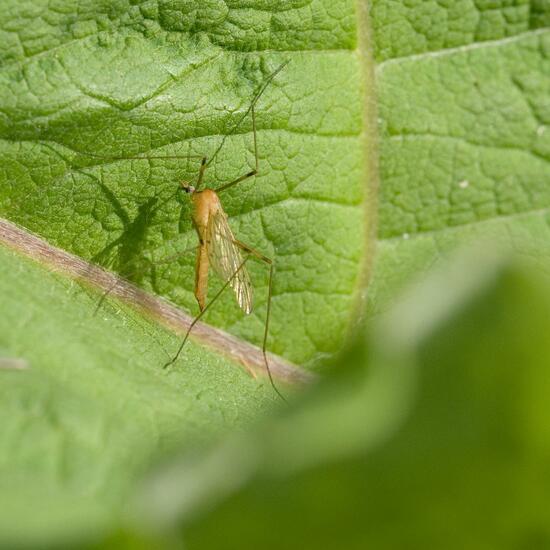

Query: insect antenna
[206,59,290,169]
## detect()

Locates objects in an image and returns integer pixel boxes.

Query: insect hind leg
[231,239,286,402]
[94,245,199,314]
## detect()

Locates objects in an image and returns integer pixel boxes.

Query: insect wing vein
[207,210,253,314]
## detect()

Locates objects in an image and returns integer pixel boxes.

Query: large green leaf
[0,0,372,367]
[369,2,550,315]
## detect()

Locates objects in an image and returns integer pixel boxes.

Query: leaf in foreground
[0,244,278,547]
[131,249,550,549]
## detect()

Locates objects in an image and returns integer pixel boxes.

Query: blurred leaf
[0,0,371,366]
[133,250,550,549]
[0,244,279,547]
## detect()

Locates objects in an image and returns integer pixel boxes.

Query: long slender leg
[207,60,289,169]
[179,155,208,192]
[215,168,257,194]
[215,105,259,194]
[83,153,205,161]
[252,105,259,172]
[195,156,208,190]
[163,256,251,369]
[231,239,286,403]
[93,256,146,315]
[94,276,122,315]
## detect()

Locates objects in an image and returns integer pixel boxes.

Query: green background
[1,0,549,548]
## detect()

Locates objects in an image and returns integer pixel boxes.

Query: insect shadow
[91,60,289,400]
[90,192,165,313]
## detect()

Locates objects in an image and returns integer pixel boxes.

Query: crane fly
[87,61,288,399]
[159,61,289,401]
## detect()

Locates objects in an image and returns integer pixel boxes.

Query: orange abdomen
[194,243,209,311]
[191,189,221,311]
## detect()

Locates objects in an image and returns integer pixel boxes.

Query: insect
[161,61,289,401]
[85,61,288,399]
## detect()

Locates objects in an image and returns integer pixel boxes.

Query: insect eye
[180,182,194,194]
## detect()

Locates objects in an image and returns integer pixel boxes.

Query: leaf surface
[0,0,371,366]
[369,2,550,314]
[0,243,278,544]
[0,1,371,544]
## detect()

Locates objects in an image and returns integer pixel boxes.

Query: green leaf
[371,0,539,61]
[369,4,550,314]
[0,242,281,546]
[3,1,550,547]
[0,0,371,366]
[134,250,550,549]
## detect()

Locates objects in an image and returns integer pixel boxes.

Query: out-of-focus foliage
[127,250,550,549]
[0,245,279,548]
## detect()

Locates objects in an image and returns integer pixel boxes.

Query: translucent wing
[207,209,253,314]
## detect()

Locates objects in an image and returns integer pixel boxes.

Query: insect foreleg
[252,104,259,172]
[215,106,259,194]
[195,156,208,190]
